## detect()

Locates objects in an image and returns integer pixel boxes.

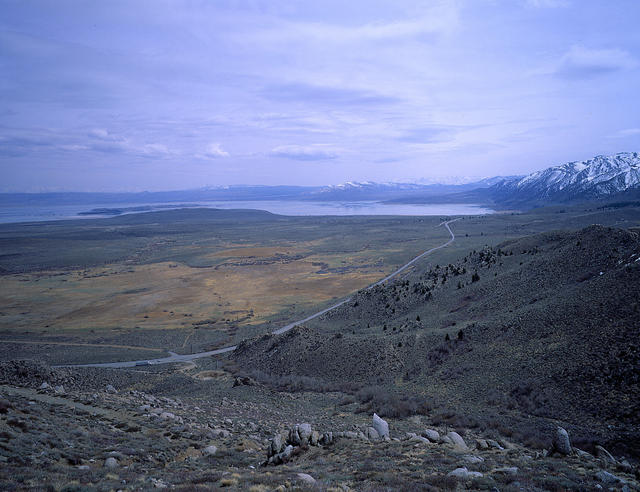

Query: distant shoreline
[0,200,495,224]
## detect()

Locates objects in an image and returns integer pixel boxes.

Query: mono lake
[0,200,495,224]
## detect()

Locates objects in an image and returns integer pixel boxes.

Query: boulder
[310,430,320,446]
[447,467,483,479]
[39,382,50,390]
[372,413,389,439]
[54,385,65,394]
[366,427,380,440]
[209,428,231,438]
[493,466,518,476]
[281,445,293,461]
[297,423,312,444]
[462,455,484,464]
[422,429,440,442]
[406,432,429,444]
[320,432,333,445]
[203,445,217,456]
[138,404,151,412]
[486,439,504,450]
[288,427,301,446]
[618,459,633,473]
[475,439,489,450]
[447,431,469,451]
[594,445,617,464]
[595,470,623,485]
[269,444,294,466]
[296,473,316,486]
[104,457,118,469]
[105,384,118,394]
[552,427,572,455]
[270,434,285,457]
[574,448,593,459]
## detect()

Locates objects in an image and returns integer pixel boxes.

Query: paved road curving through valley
[57,218,461,369]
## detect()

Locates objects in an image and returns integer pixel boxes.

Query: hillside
[232,224,640,457]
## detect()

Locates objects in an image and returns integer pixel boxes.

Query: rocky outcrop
[552,427,572,455]
[372,413,389,439]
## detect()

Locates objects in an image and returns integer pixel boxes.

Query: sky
[1,0,639,192]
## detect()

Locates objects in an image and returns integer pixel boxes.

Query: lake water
[0,200,494,224]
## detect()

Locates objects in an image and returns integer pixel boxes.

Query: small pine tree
[445,333,451,341]
[472,271,480,282]
[416,315,420,321]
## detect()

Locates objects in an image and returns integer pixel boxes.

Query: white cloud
[202,142,230,158]
[555,45,637,79]
[525,0,569,7]
[141,143,171,157]
[270,144,338,161]
[608,128,640,139]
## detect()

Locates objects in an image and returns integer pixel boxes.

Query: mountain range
[1,152,638,211]
[488,152,640,207]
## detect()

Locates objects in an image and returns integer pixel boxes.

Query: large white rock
[297,423,312,444]
[422,429,440,442]
[447,467,483,479]
[447,431,469,451]
[296,473,316,486]
[104,457,118,469]
[372,413,389,439]
[366,427,380,440]
[203,445,217,456]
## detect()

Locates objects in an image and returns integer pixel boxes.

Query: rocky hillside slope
[2,358,639,490]
[233,224,640,458]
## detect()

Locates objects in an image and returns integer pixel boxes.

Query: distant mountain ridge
[0,178,512,207]
[490,152,640,206]
[2,154,638,210]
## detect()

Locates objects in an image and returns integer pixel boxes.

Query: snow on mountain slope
[493,152,640,203]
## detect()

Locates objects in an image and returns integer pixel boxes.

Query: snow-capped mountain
[491,152,640,204]
[318,181,427,192]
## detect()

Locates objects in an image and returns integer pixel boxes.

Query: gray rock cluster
[266,414,392,465]
[266,423,334,465]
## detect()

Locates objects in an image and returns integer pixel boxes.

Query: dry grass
[0,245,390,335]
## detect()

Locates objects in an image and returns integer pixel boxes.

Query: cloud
[396,126,461,144]
[608,128,640,139]
[525,0,569,7]
[554,45,637,79]
[202,142,229,158]
[85,129,130,153]
[261,83,400,107]
[248,4,460,47]
[270,145,338,161]
[140,143,171,158]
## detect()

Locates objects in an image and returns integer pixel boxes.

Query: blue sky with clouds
[1,0,639,191]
